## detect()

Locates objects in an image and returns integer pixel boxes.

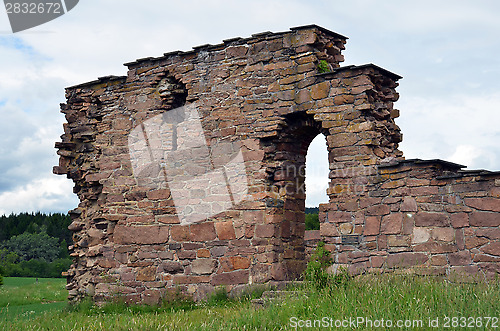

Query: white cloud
[0,176,78,215]
[397,93,500,170]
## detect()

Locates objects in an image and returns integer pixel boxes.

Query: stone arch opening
[261,113,329,280]
[305,134,329,210]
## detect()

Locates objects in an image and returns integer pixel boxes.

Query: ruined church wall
[54,25,499,304]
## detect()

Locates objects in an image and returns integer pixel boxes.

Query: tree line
[0,212,72,278]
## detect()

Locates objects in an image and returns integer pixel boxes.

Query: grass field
[0,275,499,330]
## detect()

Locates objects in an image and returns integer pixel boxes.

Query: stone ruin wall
[54,25,500,304]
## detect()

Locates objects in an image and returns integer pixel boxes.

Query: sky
[0,0,499,214]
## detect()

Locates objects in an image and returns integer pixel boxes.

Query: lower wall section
[317,160,500,280]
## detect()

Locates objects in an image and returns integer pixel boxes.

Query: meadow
[0,275,498,330]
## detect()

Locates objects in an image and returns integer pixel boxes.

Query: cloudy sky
[0,0,499,214]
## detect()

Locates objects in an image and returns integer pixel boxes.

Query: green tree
[1,232,60,262]
[305,213,319,230]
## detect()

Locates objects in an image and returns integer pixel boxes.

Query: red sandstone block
[156,215,180,224]
[190,222,217,242]
[106,194,125,203]
[113,225,169,244]
[220,256,251,272]
[380,213,402,234]
[126,215,155,224]
[320,223,339,237]
[464,197,500,212]
[469,211,500,227]
[448,251,472,266]
[142,289,162,306]
[210,270,249,286]
[197,249,210,258]
[473,254,500,262]
[173,275,210,285]
[177,250,196,260]
[402,213,414,235]
[146,189,171,200]
[364,216,380,235]
[370,256,385,268]
[170,225,190,242]
[475,228,500,239]
[430,255,447,266]
[386,252,428,268]
[414,212,450,227]
[455,229,465,250]
[481,242,500,257]
[450,212,469,228]
[409,186,439,196]
[431,228,455,242]
[215,221,236,240]
[366,204,391,216]
[327,211,352,223]
[255,224,276,238]
[400,197,418,212]
[413,242,457,254]
[136,266,157,282]
[304,230,321,241]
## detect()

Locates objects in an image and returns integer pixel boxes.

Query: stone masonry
[54,25,500,304]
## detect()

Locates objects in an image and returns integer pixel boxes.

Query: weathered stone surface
[469,212,500,227]
[481,242,500,256]
[412,227,430,244]
[215,221,236,240]
[400,197,417,212]
[431,228,455,242]
[190,222,217,242]
[450,213,469,228]
[414,242,457,254]
[363,217,380,235]
[465,236,489,249]
[211,270,249,285]
[191,259,217,275]
[380,213,402,234]
[320,223,339,236]
[386,252,428,268]
[465,197,500,212]
[171,225,190,242]
[136,266,156,281]
[113,225,169,244]
[220,256,251,272]
[159,261,183,274]
[414,212,450,227]
[448,251,472,266]
[339,223,354,235]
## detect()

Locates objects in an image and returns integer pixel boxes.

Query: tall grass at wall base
[1,275,499,330]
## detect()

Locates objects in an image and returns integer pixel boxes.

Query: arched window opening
[305,134,329,230]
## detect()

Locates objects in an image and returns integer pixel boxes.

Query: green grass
[0,277,67,320]
[0,275,499,330]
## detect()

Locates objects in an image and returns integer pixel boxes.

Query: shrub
[317,60,331,73]
[304,241,333,289]
[0,272,3,286]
